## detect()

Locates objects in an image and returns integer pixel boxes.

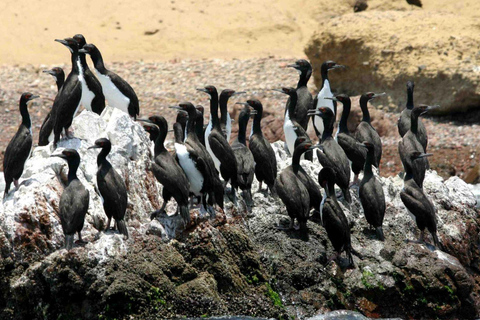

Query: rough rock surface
[0,110,479,319]
[305,9,480,116]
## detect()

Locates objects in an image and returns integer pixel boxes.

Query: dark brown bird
[406,0,422,8]
[354,0,368,12]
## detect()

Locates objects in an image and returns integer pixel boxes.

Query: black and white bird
[51,149,89,250]
[79,43,139,119]
[398,105,432,188]
[400,151,442,249]
[312,61,344,138]
[88,138,129,238]
[397,81,428,152]
[318,167,359,268]
[355,92,386,168]
[51,38,83,147]
[39,67,64,146]
[274,87,313,161]
[198,86,238,200]
[359,142,386,241]
[143,116,190,224]
[309,107,351,203]
[326,94,366,185]
[219,89,244,142]
[73,34,106,115]
[276,141,314,231]
[231,105,256,209]
[239,100,277,195]
[285,59,313,131]
[3,93,39,199]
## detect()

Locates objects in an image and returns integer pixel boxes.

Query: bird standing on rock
[51,38,83,148]
[276,141,316,231]
[79,43,140,119]
[359,142,386,241]
[141,116,190,224]
[326,94,366,185]
[73,34,106,115]
[51,149,89,250]
[238,99,277,195]
[88,138,129,238]
[309,107,351,203]
[318,167,360,268]
[398,105,432,188]
[313,60,345,138]
[275,87,313,161]
[231,105,256,210]
[400,151,442,250]
[285,59,313,131]
[355,92,386,169]
[3,93,39,199]
[39,67,64,146]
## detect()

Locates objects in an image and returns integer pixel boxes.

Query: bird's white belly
[226,113,232,142]
[314,80,335,136]
[95,70,130,114]
[77,60,94,111]
[283,111,297,156]
[175,143,204,196]
[204,121,221,172]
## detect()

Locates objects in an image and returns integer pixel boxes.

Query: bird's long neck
[298,68,311,88]
[364,149,375,177]
[359,97,371,123]
[237,115,248,145]
[321,115,334,142]
[195,114,204,140]
[97,145,111,167]
[326,179,336,199]
[71,50,80,74]
[56,74,65,91]
[209,93,220,129]
[154,125,168,155]
[410,111,419,134]
[406,87,414,110]
[186,111,198,140]
[219,94,229,129]
[90,47,107,73]
[78,52,90,72]
[321,68,329,87]
[287,92,298,118]
[252,108,263,134]
[67,159,80,183]
[174,122,184,144]
[338,99,351,133]
[292,149,303,174]
[20,100,31,129]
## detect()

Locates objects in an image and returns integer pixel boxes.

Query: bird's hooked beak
[286,63,300,69]
[330,64,346,70]
[28,95,40,102]
[417,153,433,158]
[250,109,258,115]
[270,89,286,94]
[88,145,102,150]
[371,92,387,99]
[307,109,323,116]
[196,88,209,93]
[168,106,183,110]
[54,39,68,45]
[324,96,338,102]
[136,118,154,124]
[42,70,57,76]
[235,102,249,106]
[310,144,323,151]
[78,48,88,54]
[419,105,439,116]
[232,91,246,96]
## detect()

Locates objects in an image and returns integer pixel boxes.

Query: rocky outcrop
[0,109,478,319]
[305,10,480,116]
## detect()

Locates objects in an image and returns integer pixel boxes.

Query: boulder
[305,10,480,116]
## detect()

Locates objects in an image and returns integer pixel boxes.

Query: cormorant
[312,61,344,138]
[359,141,386,241]
[355,92,385,168]
[73,34,106,115]
[39,67,64,146]
[79,43,139,119]
[309,107,351,203]
[238,100,277,195]
[219,89,244,142]
[326,94,366,185]
[276,141,314,231]
[318,167,358,267]
[274,87,313,161]
[88,138,129,238]
[51,149,89,250]
[231,105,256,209]
[3,93,39,199]
[400,151,442,249]
[285,59,313,131]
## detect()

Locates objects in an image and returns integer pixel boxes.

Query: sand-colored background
[1,0,478,66]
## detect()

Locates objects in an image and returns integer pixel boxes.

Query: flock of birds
[2,35,442,267]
